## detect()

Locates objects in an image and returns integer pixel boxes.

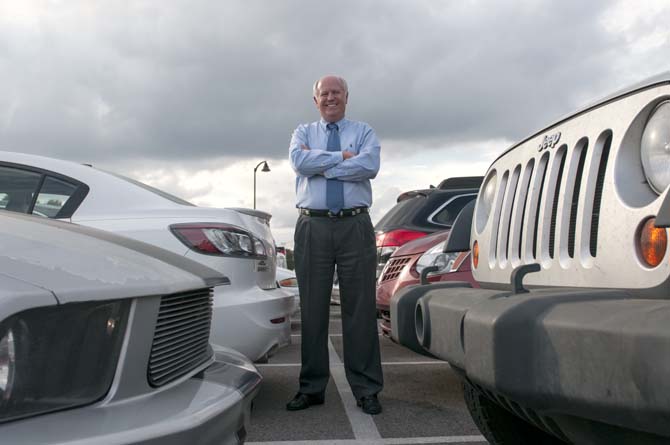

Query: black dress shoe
[286,392,325,411]
[357,394,382,415]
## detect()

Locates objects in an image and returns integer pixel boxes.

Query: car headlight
[170,223,268,259]
[415,240,460,275]
[476,170,497,232]
[0,300,129,423]
[641,101,670,194]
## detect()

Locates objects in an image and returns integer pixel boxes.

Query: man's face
[314,77,348,123]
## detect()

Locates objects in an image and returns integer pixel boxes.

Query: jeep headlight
[476,170,497,232]
[415,240,460,275]
[641,101,670,194]
[0,300,129,423]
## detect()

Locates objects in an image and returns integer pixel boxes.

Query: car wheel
[462,379,567,445]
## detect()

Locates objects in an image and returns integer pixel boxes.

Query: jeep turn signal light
[639,217,667,268]
[472,240,479,269]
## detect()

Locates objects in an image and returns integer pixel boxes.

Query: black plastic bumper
[411,285,670,441]
[390,281,472,357]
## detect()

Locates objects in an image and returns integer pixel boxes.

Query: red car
[376,229,478,337]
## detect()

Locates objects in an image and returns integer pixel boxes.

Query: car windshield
[103,170,195,206]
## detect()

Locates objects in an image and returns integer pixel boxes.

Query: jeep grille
[487,131,612,267]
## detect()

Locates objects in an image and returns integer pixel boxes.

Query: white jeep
[393,72,670,444]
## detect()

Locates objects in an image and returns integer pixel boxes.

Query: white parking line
[246,435,487,444]
[257,361,448,368]
[328,337,382,440]
[255,363,300,367]
[378,361,447,366]
[290,334,383,337]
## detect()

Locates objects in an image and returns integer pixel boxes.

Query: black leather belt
[299,207,369,218]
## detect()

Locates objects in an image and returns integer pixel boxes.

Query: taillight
[376,229,427,276]
[278,277,298,287]
[638,217,667,268]
[378,229,427,247]
[170,223,268,258]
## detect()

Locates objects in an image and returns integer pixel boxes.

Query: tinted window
[34,176,78,218]
[430,194,476,226]
[374,196,424,231]
[0,166,42,213]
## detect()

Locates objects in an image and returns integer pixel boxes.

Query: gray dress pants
[293,212,383,399]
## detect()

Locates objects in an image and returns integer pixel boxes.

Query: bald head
[313,75,349,123]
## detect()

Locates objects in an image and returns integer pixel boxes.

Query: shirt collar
[319,117,347,131]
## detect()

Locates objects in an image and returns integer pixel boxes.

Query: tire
[462,379,568,445]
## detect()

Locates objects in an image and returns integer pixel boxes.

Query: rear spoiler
[437,176,483,190]
[396,190,430,203]
[228,207,272,223]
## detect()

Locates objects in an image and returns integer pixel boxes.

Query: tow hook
[510,263,540,294]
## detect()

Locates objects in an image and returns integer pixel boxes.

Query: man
[287,75,383,415]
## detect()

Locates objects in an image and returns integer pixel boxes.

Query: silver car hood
[0,212,229,304]
[0,272,58,318]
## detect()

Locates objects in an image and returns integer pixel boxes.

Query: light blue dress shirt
[289,118,381,210]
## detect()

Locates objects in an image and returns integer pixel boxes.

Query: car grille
[488,130,612,266]
[148,288,213,387]
[380,256,412,283]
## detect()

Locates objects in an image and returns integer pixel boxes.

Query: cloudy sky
[1,0,669,246]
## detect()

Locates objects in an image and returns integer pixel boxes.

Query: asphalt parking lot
[246,305,489,445]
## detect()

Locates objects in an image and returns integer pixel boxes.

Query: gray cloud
[0,0,645,167]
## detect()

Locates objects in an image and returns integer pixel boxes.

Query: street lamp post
[253,160,271,209]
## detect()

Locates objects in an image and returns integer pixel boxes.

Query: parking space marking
[257,361,448,368]
[247,435,487,444]
[380,361,447,365]
[290,333,383,337]
[255,363,301,367]
[328,337,382,440]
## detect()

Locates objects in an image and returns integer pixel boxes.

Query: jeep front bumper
[409,285,670,441]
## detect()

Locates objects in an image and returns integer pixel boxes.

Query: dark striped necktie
[326,123,344,213]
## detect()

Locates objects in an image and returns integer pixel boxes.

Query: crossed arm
[289,125,381,182]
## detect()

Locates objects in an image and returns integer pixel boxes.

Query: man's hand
[301,144,311,150]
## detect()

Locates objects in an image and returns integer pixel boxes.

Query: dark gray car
[0,211,261,444]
